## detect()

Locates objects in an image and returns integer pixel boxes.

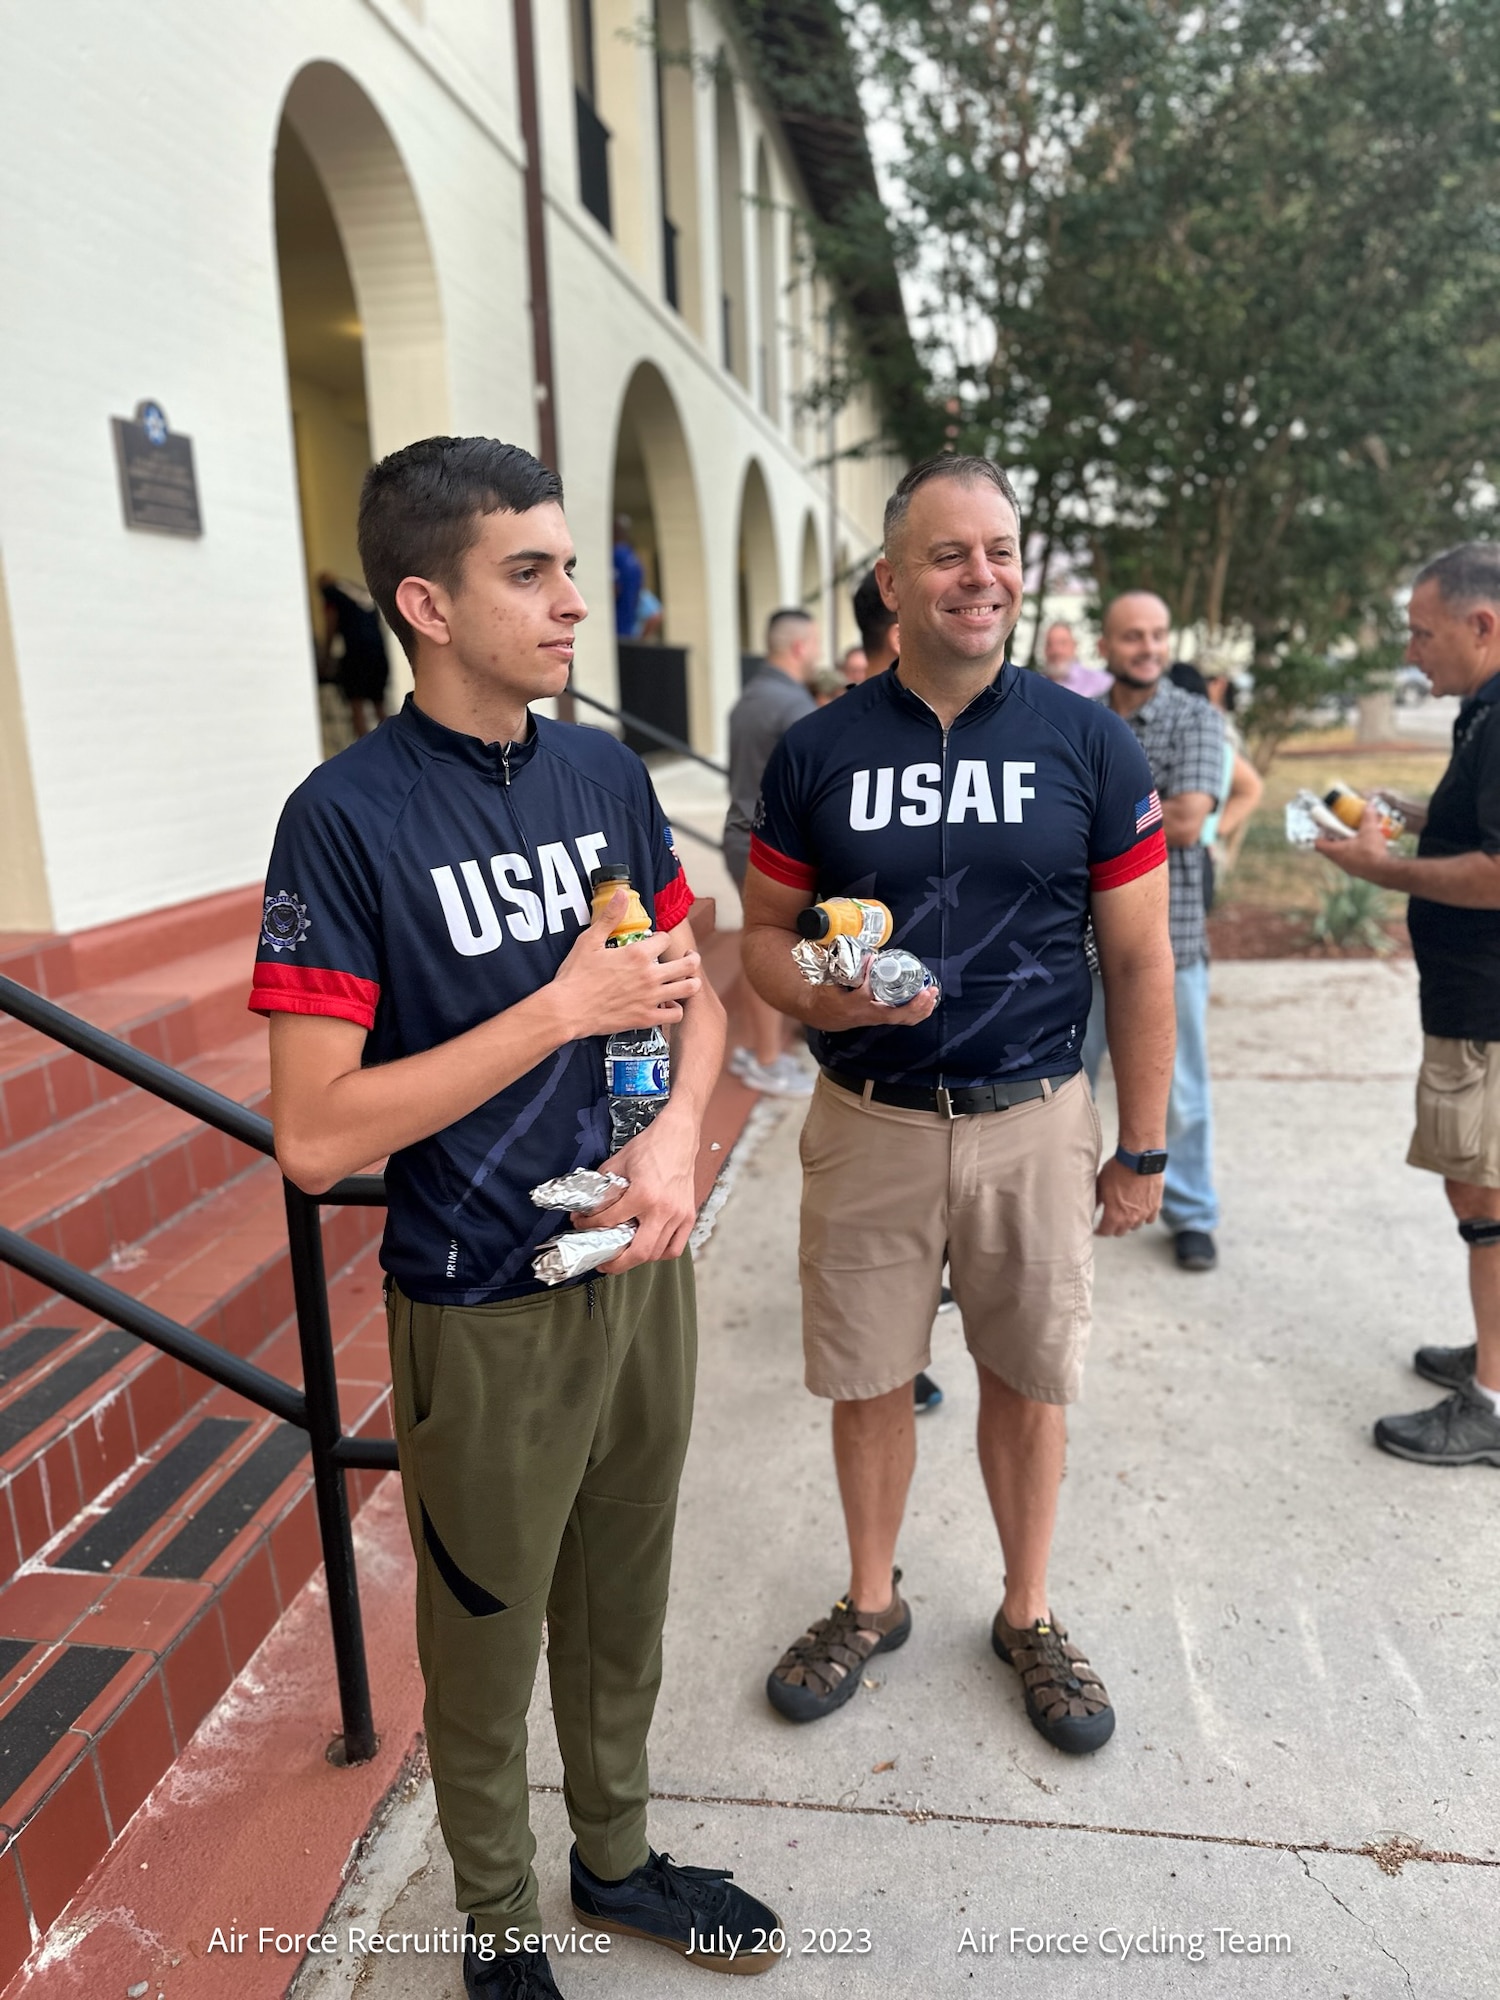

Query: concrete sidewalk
[296,959,1497,2000]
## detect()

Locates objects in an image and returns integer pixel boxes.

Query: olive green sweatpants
[386,1254,697,1941]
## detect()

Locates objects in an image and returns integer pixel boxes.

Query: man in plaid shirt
[1083,593,1226,1269]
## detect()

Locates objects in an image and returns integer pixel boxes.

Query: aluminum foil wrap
[824,936,870,989]
[530,1169,628,1213]
[1285,790,1354,848]
[791,939,830,986]
[532,1224,637,1286]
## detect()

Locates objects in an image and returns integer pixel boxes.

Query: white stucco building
[0,0,913,936]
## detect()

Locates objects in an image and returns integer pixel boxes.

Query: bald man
[1083,593,1225,1270]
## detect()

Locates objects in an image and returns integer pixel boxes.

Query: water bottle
[868,948,941,1008]
[590,865,671,1148]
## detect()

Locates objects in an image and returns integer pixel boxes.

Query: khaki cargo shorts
[798,1069,1102,1406]
[1408,1036,1500,1187]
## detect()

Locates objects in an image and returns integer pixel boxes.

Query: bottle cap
[590,864,632,888]
[795,906,831,940]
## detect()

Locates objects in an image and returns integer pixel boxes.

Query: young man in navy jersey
[250,439,780,1996]
[743,456,1175,1754]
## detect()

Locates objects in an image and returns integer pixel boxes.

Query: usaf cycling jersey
[249,695,694,1305]
[751,664,1164,1088]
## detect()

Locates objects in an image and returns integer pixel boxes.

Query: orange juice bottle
[795,897,893,951]
[590,864,652,946]
[1323,783,1404,837]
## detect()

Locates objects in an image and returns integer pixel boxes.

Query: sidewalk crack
[1294,1852,1414,2000]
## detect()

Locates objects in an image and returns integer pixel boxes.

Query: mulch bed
[1208,904,1412,961]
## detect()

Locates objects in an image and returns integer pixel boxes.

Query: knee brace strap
[1458,1217,1500,1247]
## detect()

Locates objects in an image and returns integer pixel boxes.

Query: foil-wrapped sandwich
[531,1169,628,1213]
[532,1224,638,1285]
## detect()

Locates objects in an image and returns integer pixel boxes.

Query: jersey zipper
[938,720,950,1092]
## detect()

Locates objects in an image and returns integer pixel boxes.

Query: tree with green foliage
[845,0,1500,759]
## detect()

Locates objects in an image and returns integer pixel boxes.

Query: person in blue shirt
[612,513,644,639]
[251,438,781,1998]
[742,455,1176,1756]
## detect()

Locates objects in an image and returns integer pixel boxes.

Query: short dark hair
[882,454,1022,556]
[1414,541,1500,611]
[765,606,814,655]
[852,568,896,654]
[357,437,564,659]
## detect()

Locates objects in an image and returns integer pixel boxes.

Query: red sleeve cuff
[1089,827,1167,892]
[249,963,379,1031]
[654,866,696,935]
[748,835,816,891]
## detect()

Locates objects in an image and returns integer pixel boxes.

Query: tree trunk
[1356,690,1395,743]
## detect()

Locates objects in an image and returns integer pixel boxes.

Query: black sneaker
[1374,1381,1500,1466]
[914,1370,944,1413]
[1413,1341,1476,1390]
[936,1285,958,1313]
[571,1846,784,1974]
[464,1925,564,1997]
[1174,1229,1217,1271]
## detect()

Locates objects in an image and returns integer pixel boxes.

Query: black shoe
[1374,1381,1500,1466]
[936,1285,958,1313]
[1174,1229,1217,1271]
[571,1846,784,1974]
[1413,1341,1476,1390]
[914,1370,944,1413]
[464,1925,564,1997]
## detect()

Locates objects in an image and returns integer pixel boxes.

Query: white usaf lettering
[431,830,609,957]
[850,762,1036,831]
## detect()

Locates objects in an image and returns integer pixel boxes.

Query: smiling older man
[1317,542,1500,1467]
[741,455,1175,1754]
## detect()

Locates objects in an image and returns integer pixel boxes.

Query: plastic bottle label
[607,1055,670,1097]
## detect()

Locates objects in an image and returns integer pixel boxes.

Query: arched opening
[609,362,712,755]
[754,143,781,422]
[275,62,450,756]
[736,460,781,683]
[656,0,702,329]
[715,75,747,387]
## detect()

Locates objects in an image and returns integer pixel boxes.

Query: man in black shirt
[1317,542,1500,1464]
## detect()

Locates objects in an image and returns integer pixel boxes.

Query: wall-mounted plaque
[111,401,202,537]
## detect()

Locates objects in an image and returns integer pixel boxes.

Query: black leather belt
[821,1067,1076,1118]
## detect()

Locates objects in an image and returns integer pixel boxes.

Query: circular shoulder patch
[261,891,312,954]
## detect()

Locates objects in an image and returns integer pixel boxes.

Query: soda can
[868,949,941,1007]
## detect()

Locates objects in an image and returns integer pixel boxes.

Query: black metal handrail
[567,685,728,778]
[0,971,393,1765]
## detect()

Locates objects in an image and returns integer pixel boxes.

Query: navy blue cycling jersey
[249,696,694,1306]
[751,664,1164,1087]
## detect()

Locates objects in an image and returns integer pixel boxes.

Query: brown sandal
[767,1570,911,1723]
[992,1607,1116,1754]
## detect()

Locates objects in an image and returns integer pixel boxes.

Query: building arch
[609,360,712,752]
[715,74,747,386]
[736,459,781,667]
[278,62,449,461]
[274,62,450,751]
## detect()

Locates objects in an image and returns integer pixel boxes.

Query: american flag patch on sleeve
[1135,790,1164,834]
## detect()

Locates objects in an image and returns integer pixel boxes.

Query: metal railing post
[282,1181,379,1766]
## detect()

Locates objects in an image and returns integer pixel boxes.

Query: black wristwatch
[1115,1144,1168,1175]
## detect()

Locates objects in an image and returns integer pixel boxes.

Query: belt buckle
[935,1086,955,1119]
